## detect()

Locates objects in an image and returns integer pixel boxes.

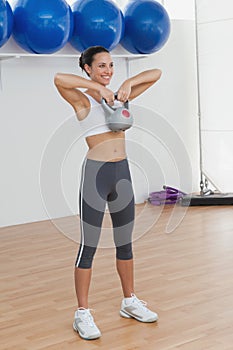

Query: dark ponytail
[79,46,109,76]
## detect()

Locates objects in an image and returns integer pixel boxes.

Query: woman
[54,46,162,340]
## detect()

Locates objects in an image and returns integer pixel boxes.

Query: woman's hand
[99,86,115,105]
[116,69,162,102]
[116,81,132,102]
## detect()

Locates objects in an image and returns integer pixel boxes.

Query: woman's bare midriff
[85,131,127,162]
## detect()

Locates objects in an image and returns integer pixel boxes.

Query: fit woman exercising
[54,46,162,340]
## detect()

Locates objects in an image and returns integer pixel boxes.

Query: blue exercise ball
[68,6,74,41]
[120,9,125,41]
[12,0,73,54]
[70,0,124,52]
[0,0,13,48]
[121,0,171,54]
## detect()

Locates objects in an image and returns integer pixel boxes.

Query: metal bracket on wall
[0,53,148,88]
[0,56,18,90]
[125,55,148,78]
[0,53,148,59]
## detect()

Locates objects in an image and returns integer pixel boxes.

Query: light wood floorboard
[0,205,233,350]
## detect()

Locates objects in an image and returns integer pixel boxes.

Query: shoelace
[131,295,149,311]
[78,308,95,327]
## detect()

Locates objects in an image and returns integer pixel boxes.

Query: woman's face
[84,52,114,86]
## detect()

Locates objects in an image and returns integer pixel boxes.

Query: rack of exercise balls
[0,0,170,56]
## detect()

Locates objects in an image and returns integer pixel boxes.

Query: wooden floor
[1,204,233,350]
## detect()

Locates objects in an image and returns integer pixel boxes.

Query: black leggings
[75,158,135,269]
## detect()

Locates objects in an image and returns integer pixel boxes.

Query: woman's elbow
[156,69,162,80]
[54,73,63,87]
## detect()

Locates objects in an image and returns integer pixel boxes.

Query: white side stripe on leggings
[75,158,87,267]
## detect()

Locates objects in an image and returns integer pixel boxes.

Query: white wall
[125,20,198,203]
[0,13,198,227]
[196,0,233,191]
[164,0,195,20]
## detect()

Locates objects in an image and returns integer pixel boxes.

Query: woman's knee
[116,243,133,260]
[75,245,97,269]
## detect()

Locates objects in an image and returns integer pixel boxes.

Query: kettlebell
[101,96,133,132]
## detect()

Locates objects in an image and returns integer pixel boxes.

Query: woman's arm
[54,73,115,114]
[117,69,162,102]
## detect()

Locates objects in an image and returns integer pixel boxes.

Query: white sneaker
[120,294,158,323]
[73,308,101,340]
